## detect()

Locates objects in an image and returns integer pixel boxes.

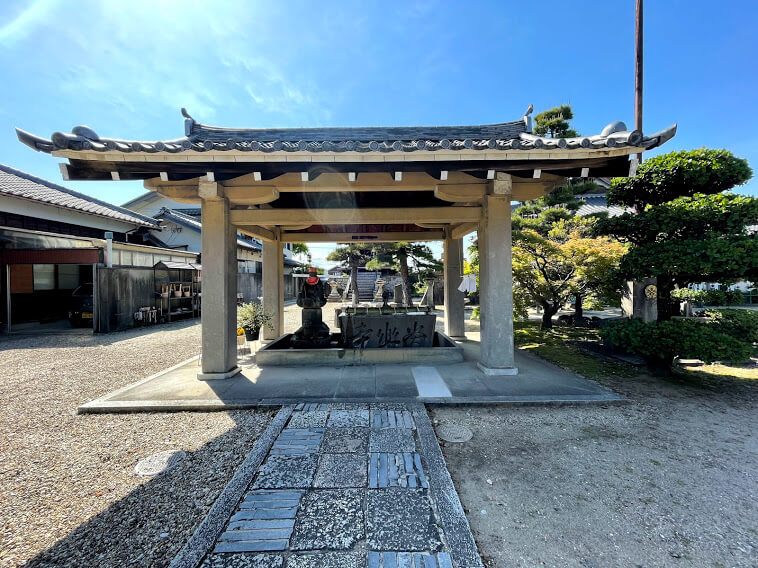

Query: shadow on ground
[21,408,275,568]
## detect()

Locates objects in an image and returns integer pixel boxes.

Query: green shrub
[671,288,745,306]
[704,309,758,344]
[237,302,273,334]
[602,318,754,365]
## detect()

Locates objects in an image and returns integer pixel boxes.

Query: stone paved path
[174,403,482,568]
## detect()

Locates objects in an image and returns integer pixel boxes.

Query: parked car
[69,283,93,327]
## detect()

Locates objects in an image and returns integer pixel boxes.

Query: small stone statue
[326,279,342,303]
[292,268,332,348]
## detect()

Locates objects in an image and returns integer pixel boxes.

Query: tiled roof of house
[575,194,627,218]
[0,163,159,228]
[17,108,677,155]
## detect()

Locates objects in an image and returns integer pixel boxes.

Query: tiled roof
[156,208,261,251]
[513,193,627,218]
[16,109,677,155]
[0,163,159,228]
[575,194,627,218]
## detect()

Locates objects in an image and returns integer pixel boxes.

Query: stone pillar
[198,188,240,380]
[621,278,658,322]
[262,233,284,341]
[477,181,517,375]
[443,235,466,340]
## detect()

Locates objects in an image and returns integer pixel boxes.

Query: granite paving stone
[200,553,284,568]
[369,428,416,453]
[371,408,416,429]
[294,403,331,412]
[290,489,365,550]
[331,403,369,411]
[367,551,453,568]
[188,404,482,568]
[287,411,330,428]
[327,409,370,427]
[371,409,415,429]
[269,428,324,455]
[252,455,318,489]
[320,427,369,453]
[366,488,443,551]
[369,453,428,488]
[286,552,367,568]
[214,490,304,554]
[314,453,368,488]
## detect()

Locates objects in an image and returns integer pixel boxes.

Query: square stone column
[198,187,240,380]
[262,233,284,341]
[443,235,466,340]
[477,183,517,375]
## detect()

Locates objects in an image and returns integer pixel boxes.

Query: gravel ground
[431,362,758,567]
[0,322,275,568]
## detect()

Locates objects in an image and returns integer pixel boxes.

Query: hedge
[602,317,755,365]
[703,309,758,344]
[670,288,745,306]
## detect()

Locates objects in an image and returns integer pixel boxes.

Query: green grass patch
[514,321,637,381]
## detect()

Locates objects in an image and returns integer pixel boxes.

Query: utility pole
[635,0,643,162]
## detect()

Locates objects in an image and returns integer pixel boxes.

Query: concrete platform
[78,332,623,412]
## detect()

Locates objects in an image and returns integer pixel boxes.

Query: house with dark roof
[0,163,160,239]
[122,192,301,274]
[0,163,198,332]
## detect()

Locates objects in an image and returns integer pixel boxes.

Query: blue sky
[1,1,756,266]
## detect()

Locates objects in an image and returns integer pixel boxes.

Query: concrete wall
[96,267,155,333]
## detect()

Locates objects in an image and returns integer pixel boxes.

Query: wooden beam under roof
[230,206,481,226]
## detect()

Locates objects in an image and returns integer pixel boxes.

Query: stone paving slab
[294,403,330,412]
[327,409,370,427]
[366,488,443,551]
[368,551,453,568]
[287,552,366,568]
[369,452,428,489]
[269,428,324,455]
[289,489,365,550]
[214,490,305,553]
[314,453,368,488]
[320,427,369,453]
[183,403,483,568]
[252,455,319,489]
[371,409,415,429]
[369,428,416,453]
[287,411,330,428]
[200,553,283,568]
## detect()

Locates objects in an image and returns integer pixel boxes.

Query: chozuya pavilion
[17,109,675,380]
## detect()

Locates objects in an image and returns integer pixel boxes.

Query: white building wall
[125,192,290,265]
[0,194,138,234]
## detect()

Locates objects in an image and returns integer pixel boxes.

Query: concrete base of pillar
[477,362,518,376]
[197,366,242,381]
[449,335,467,342]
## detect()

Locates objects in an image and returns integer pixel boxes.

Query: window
[33,264,55,290]
[58,264,81,289]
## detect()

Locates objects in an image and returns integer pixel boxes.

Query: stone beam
[238,225,276,241]
[230,207,481,226]
[449,223,478,240]
[279,231,445,243]
[223,171,484,192]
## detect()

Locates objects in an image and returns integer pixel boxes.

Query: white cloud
[0,0,57,46]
